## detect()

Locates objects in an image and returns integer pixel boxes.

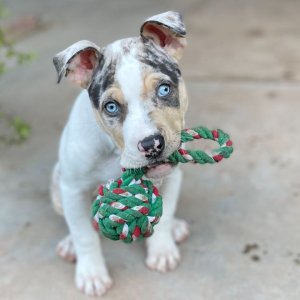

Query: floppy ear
[53,40,102,88]
[140,11,187,61]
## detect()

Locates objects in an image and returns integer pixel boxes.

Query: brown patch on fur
[178,79,189,116]
[107,86,125,104]
[149,78,188,155]
[94,109,125,149]
[151,107,183,135]
[142,69,188,124]
[142,72,161,99]
[107,128,124,149]
[93,85,126,149]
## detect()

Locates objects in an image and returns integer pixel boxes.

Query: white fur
[117,54,157,168]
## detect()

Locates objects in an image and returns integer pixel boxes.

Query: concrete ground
[1,0,300,299]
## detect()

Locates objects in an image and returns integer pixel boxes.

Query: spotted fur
[83,37,187,168]
[138,38,181,86]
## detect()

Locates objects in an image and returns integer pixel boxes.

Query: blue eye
[104,101,119,115]
[157,84,171,97]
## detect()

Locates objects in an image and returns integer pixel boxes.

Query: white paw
[146,235,180,272]
[172,218,190,244]
[56,235,76,263]
[76,258,113,297]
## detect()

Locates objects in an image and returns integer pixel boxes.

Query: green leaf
[10,117,31,142]
[0,62,6,74]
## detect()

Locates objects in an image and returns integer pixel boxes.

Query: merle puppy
[52,11,190,297]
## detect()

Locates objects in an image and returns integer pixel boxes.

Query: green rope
[168,127,233,164]
[92,126,233,243]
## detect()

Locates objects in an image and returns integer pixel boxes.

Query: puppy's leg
[51,163,77,262]
[172,218,190,244]
[56,234,76,263]
[60,180,112,297]
[146,167,186,272]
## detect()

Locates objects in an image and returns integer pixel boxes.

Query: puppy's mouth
[144,160,175,178]
[121,140,181,178]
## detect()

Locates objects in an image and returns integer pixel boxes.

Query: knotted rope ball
[92,126,233,243]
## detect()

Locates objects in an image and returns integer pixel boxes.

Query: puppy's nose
[137,133,165,158]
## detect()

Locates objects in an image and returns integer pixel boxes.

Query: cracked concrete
[1,0,300,299]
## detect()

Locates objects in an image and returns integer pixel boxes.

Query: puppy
[51,11,189,297]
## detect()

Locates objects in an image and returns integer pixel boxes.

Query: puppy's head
[53,11,188,177]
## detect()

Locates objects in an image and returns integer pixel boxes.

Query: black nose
[137,133,165,158]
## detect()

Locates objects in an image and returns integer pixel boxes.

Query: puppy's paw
[56,235,76,263]
[76,259,113,297]
[172,218,190,244]
[146,236,180,272]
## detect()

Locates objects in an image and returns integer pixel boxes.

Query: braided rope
[92,126,233,243]
[168,127,233,164]
[92,169,162,243]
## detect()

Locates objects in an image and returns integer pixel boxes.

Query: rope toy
[92,126,233,243]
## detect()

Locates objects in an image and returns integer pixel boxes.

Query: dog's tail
[50,162,64,216]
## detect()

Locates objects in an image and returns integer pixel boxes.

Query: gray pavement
[1,0,300,299]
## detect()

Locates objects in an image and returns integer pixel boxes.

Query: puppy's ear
[140,11,187,61]
[53,40,102,88]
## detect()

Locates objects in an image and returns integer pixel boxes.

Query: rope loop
[168,126,233,164]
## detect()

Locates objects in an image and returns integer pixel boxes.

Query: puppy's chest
[92,151,164,188]
[91,151,123,184]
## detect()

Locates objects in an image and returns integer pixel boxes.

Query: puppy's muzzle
[137,133,165,159]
